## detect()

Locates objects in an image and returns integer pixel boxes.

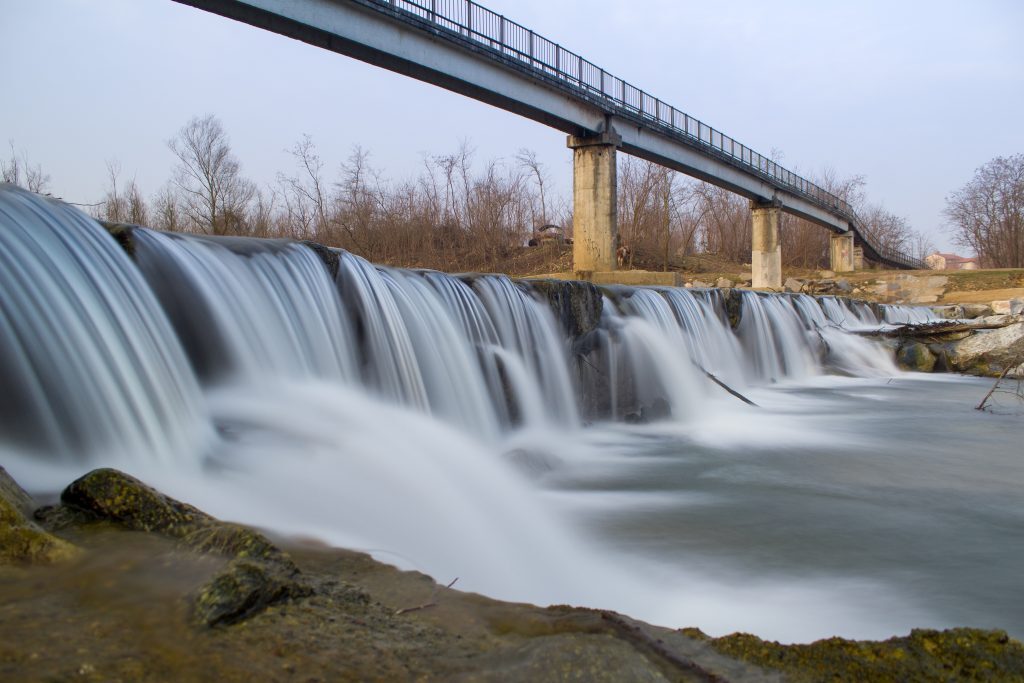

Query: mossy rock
[896,342,937,372]
[0,467,79,565]
[710,627,1024,682]
[61,468,207,537]
[59,468,309,626]
[194,558,312,627]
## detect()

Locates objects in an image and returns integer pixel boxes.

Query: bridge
[171,0,925,285]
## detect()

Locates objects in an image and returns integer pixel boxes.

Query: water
[1,184,1021,644]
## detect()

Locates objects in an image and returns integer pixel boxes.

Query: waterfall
[3,185,971,642]
[0,185,210,466]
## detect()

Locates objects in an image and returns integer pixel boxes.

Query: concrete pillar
[853,246,864,270]
[568,130,621,274]
[750,201,782,289]
[830,232,855,272]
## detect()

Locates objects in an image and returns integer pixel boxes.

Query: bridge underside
[172,0,916,281]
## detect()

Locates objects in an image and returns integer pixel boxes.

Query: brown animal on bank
[616,244,632,268]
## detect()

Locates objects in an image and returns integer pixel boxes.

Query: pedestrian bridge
[172,0,925,284]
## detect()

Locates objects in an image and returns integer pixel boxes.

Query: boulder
[59,468,310,626]
[0,467,78,565]
[945,322,1024,377]
[818,269,836,279]
[961,303,994,319]
[896,343,937,372]
[989,299,1022,315]
[835,278,853,293]
[930,305,964,320]
[783,277,804,293]
[715,277,734,289]
[691,279,712,289]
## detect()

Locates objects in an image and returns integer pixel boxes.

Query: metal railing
[369,0,923,269]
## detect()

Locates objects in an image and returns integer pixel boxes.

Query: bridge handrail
[372,0,923,269]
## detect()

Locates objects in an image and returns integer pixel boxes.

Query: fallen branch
[395,577,458,616]
[851,319,1014,339]
[976,365,1015,411]
[691,361,758,407]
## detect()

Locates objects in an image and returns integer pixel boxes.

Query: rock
[739,271,753,282]
[0,467,79,565]
[783,277,804,293]
[194,558,309,627]
[300,240,339,279]
[61,468,207,536]
[896,342,937,372]
[990,299,1023,315]
[961,303,994,319]
[835,278,853,293]
[930,305,964,320]
[818,269,836,278]
[59,468,310,626]
[526,279,603,338]
[691,279,712,289]
[945,322,1024,377]
[710,627,1024,682]
[715,277,734,289]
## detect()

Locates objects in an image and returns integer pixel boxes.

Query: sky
[2,0,1022,253]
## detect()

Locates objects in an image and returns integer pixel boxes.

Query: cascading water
[2,184,1019,644]
[0,185,211,470]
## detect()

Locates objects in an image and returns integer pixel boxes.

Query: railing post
[466,0,472,37]
[430,0,436,22]
[528,30,534,66]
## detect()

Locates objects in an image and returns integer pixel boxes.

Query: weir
[20,185,1024,644]
[0,185,925,444]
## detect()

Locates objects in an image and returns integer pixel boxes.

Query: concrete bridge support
[751,201,782,289]
[568,131,621,275]
[830,232,855,273]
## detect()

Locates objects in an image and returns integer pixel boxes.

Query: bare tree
[278,134,329,240]
[152,182,183,232]
[2,141,50,193]
[168,114,255,235]
[516,148,549,229]
[95,160,148,225]
[946,154,1024,268]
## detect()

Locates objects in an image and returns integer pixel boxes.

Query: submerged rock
[59,468,310,626]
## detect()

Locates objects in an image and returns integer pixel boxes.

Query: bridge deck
[173,0,923,270]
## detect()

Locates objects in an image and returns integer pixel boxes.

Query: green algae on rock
[0,466,79,565]
[58,468,310,626]
[706,627,1024,682]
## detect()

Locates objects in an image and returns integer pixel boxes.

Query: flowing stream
[1,184,1021,643]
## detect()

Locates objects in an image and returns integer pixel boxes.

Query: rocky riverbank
[2,466,1022,682]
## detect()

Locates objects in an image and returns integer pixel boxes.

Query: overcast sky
[3,0,1022,252]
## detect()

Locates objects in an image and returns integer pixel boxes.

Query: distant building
[925,252,979,270]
